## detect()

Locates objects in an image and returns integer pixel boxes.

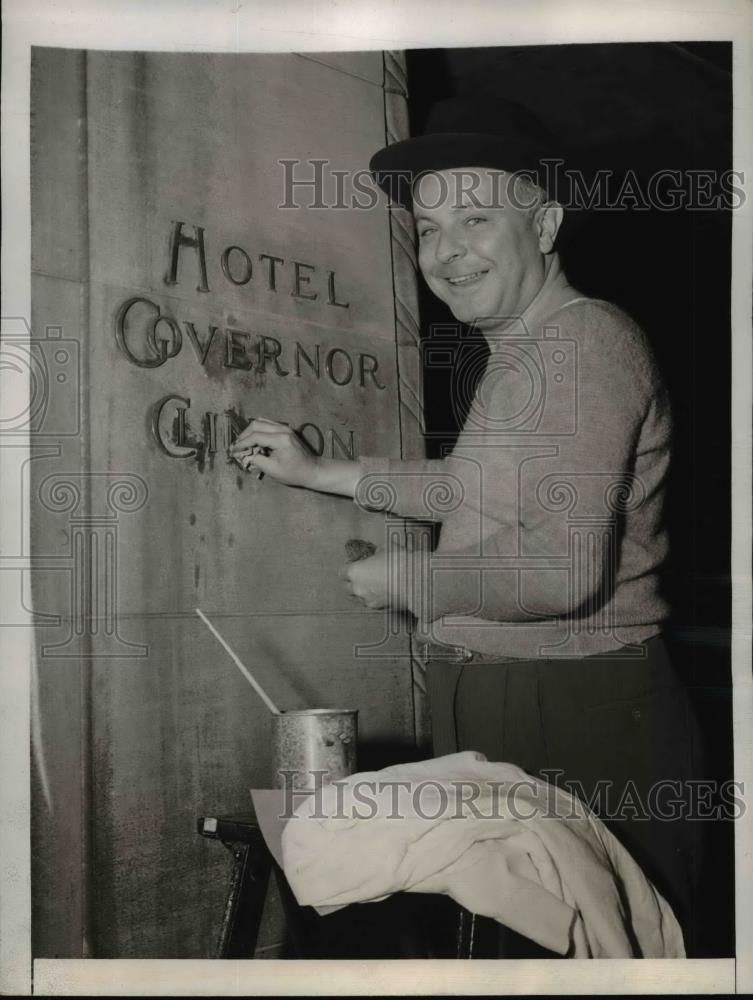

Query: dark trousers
[426,634,707,957]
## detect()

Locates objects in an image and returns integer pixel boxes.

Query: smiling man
[230,97,705,957]
[411,168,564,327]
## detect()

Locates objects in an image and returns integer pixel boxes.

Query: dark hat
[370,95,557,207]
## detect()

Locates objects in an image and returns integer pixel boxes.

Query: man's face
[413,168,548,329]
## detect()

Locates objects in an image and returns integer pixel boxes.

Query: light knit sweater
[354,268,672,658]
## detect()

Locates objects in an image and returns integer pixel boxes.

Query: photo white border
[1,0,751,994]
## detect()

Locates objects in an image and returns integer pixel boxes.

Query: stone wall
[30,47,422,958]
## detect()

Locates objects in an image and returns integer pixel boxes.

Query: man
[230,98,704,956]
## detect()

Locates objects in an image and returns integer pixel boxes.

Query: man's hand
[229,417,320,488]
[340,546,410,611]
[229,417,364,498]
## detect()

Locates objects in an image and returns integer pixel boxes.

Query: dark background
[406,42,734,957]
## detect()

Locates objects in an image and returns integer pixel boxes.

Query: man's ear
[535,202,564,254]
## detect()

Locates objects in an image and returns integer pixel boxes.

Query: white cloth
[281,751,685,958]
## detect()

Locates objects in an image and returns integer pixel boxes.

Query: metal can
[272,708,358,791]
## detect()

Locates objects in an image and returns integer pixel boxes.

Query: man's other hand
[340,547,410,611]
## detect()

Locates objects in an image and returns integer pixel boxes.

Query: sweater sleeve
[354,455,469,521]
[404,303,666,623]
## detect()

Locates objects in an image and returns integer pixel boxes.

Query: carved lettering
[224,329,253,370]
[162,224,352,312]
[204,411,218,454]
[116,295,389,392]
[220,246,253,285]
[258,336,289,377]
[297,422,325,457]
[115,296,181,369]
[151,397,356,467]
[183,321,219,366]
[259,253,285,291]
[151,395,197,457]
[359,353,386,390]
[223,410,246,451]
[327,270,349,309]
[164,221,210,292]
[151,315,183,360]
[291,260,317,301]
[294,342,320,379]
[330,428,355,459]
[325,347,354,386]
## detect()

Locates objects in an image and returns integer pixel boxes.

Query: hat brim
[369,132,549,207]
